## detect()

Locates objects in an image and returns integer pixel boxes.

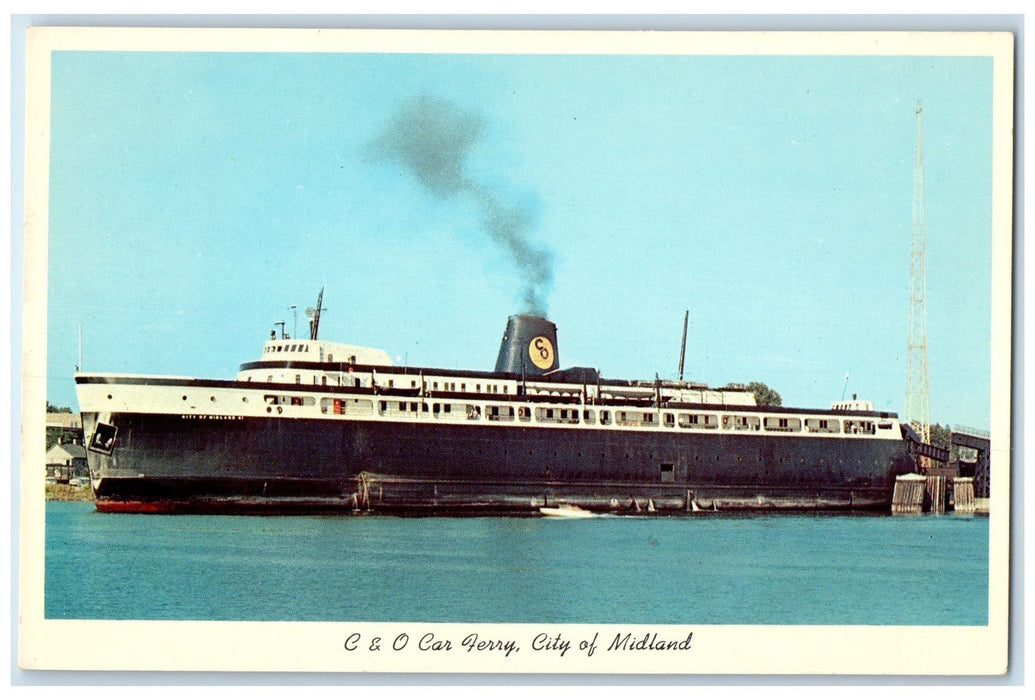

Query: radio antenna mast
[906,101,932,459]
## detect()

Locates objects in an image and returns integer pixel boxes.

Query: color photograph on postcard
[19,27,1013,675]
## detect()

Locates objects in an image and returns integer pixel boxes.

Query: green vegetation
[929,423,950,450]
[46,401,81,451]
[746,381,782,407]
[46,428,79,451]
[929,422,976,462]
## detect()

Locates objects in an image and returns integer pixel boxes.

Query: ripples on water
[44,502,988,625]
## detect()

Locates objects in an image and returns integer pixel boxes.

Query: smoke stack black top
[495,315,559,376]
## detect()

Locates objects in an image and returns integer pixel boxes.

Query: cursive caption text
[343,630,693,660]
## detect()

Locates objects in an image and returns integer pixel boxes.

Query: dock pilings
[891,474,926,514]
[892,473,981,515]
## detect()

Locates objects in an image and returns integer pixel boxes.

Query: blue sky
[45,49,995,429]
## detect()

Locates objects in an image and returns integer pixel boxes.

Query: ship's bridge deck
[238,339,392,384]
[255,339,392,366]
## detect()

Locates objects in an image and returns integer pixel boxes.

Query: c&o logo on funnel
[528,336,555,370]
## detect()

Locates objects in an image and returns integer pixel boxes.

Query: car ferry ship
[75,291,925,514]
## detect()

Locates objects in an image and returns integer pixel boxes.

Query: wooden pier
[891,473,926,514]
[953,477,976,514]
[892,426,989,515]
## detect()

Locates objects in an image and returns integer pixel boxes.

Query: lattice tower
[906,101,931,451]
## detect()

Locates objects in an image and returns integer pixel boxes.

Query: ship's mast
[308,286,324,340]
[678,310,689,381]
[906,101,932,458]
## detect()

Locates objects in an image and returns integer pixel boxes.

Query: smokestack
[495,315,560,376]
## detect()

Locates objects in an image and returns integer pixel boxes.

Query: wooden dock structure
[892,473,927,514]
[953,477,976,514]
[891,426,990,515]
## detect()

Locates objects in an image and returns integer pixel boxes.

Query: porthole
[210,396,216,402]
[182,395,187,401]
[107,394,112,399]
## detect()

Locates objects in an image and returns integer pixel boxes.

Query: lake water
[43,501,989,625]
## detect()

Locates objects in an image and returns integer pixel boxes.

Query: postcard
[17,25,1013,676]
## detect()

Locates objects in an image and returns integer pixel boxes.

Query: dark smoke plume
[369,95,553,316]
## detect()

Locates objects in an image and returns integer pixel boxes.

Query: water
[44,502,989,624]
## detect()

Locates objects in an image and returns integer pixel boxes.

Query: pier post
[891,474,926,514]
[925,474,946,514]
[953,477,976,514]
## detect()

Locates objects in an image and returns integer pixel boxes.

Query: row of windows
[843,420,877,435]
[375,400,485,421]
[259,370,518,395]
[264,394,315,407]
[264,343,311,354]
[536,407,581,424]
[260,393,882,435]
[320,398,373,416]
[427,381,511,394]
[250,369,880,438]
